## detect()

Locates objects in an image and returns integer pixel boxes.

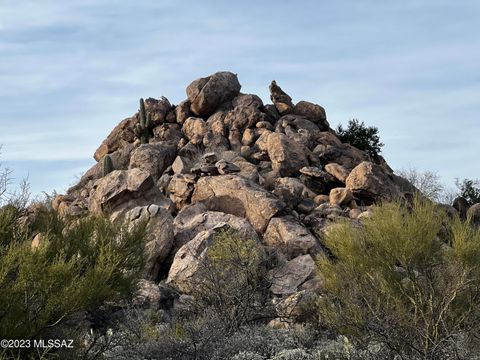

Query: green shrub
[317,198,480,359]
[189,229,271,331]
[456,178,480,206]
[0,205,146,352]
[336,119,384,160]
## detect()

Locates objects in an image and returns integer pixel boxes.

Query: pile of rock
[52,71,416,322]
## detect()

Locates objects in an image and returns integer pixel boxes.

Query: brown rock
[191,175,285,233]
[324,163,350,183]
[293,100,328,130]
[182,117,208,145]
[89,169,166,216]
[314,194,330,205]
[153,123,183,143]
[174,206,258,249]
[126,205,174,279]
[175,99,191,125]
[186,71,241,117]
[329,187,354,206]
[264,216,320,260]
[467,203,480,225]
[267,133,309,176]
[269,255,316,295]
[129,143,176,180]
[232,93,263,109]
[167,224,255,293]
[345,161,402,203]
[144,96,172,126]
[94,117,136,161]
[168,174,197,211]
[269,80,293,115]
[273,177,316,208]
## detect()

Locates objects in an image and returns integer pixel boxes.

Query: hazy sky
[0,0,479,196]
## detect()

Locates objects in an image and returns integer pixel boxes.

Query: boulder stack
[53,71,419,319]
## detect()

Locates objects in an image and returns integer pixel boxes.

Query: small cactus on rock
[134,98,153,144]
[102,154,114,177]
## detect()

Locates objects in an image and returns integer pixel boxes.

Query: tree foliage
[336,119,384,160]
[397,168,445,202]
[317,199,480,359]
[455,178,480,206]
[0,204,146,351]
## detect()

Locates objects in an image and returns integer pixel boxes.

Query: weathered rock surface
[129,143,176,180]
[467,203,480,225]
[56,71,420,309]
[267,133,309,176]
[126,205,174,279]
[346,161,402,203]
[94,117,136,161]
[174,204,258,249]
[192,175,285,233]
[167,223,255,293]
[187,71,241,117]
[293,101,329,130]
[263,216,320,260]
[89,169,167,216]
[269,255,316,295]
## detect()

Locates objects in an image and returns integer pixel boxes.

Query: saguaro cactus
[134,98,153,144]
[102,154,114,177]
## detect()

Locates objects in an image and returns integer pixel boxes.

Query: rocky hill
[52,71,418,320]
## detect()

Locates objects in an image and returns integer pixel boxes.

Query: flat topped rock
[300,166,324,178]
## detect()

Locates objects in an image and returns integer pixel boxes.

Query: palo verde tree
[317,198,480,359]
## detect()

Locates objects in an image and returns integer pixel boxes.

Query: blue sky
[0,0,479,196]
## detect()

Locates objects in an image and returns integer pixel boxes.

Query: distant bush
[456,178,480,206]
[397,168,445,202]
[0,205,145,357]
[317,198,480,359]
[336,119,384,160]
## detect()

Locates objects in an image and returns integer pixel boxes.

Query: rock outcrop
[54,71,420,320]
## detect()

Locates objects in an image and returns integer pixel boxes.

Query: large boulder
[173,203,258,249]
[89,169,168,216]
[126,205,174,280]
[182,117,208,145]
[168,174,197,211]
[186,71,241,118]
[272,177,316,208]
[167,223,253,293]
[263,216,320,260]
[269,255,316,296]
[467,203,480,225]
[191,175,285,233]
[267,133,309,177]
[144,97,172,126]
[94,117,136,161]
[345,161,402,203]
[293,101,329,130]
[129,143,176,180]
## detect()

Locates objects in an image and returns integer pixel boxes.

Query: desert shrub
[0,205,145,357]
[317,198,480,359]
[456,178,480,206]
[397,168,445,202]
[188,229,272,331]
[336,119,384,160]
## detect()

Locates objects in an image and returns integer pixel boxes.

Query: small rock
[215,159,241,174]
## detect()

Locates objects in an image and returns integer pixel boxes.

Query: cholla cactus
[134,98,153,144]
[102,154,114,177]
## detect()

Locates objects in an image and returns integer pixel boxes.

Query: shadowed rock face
[54,71,421,312]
